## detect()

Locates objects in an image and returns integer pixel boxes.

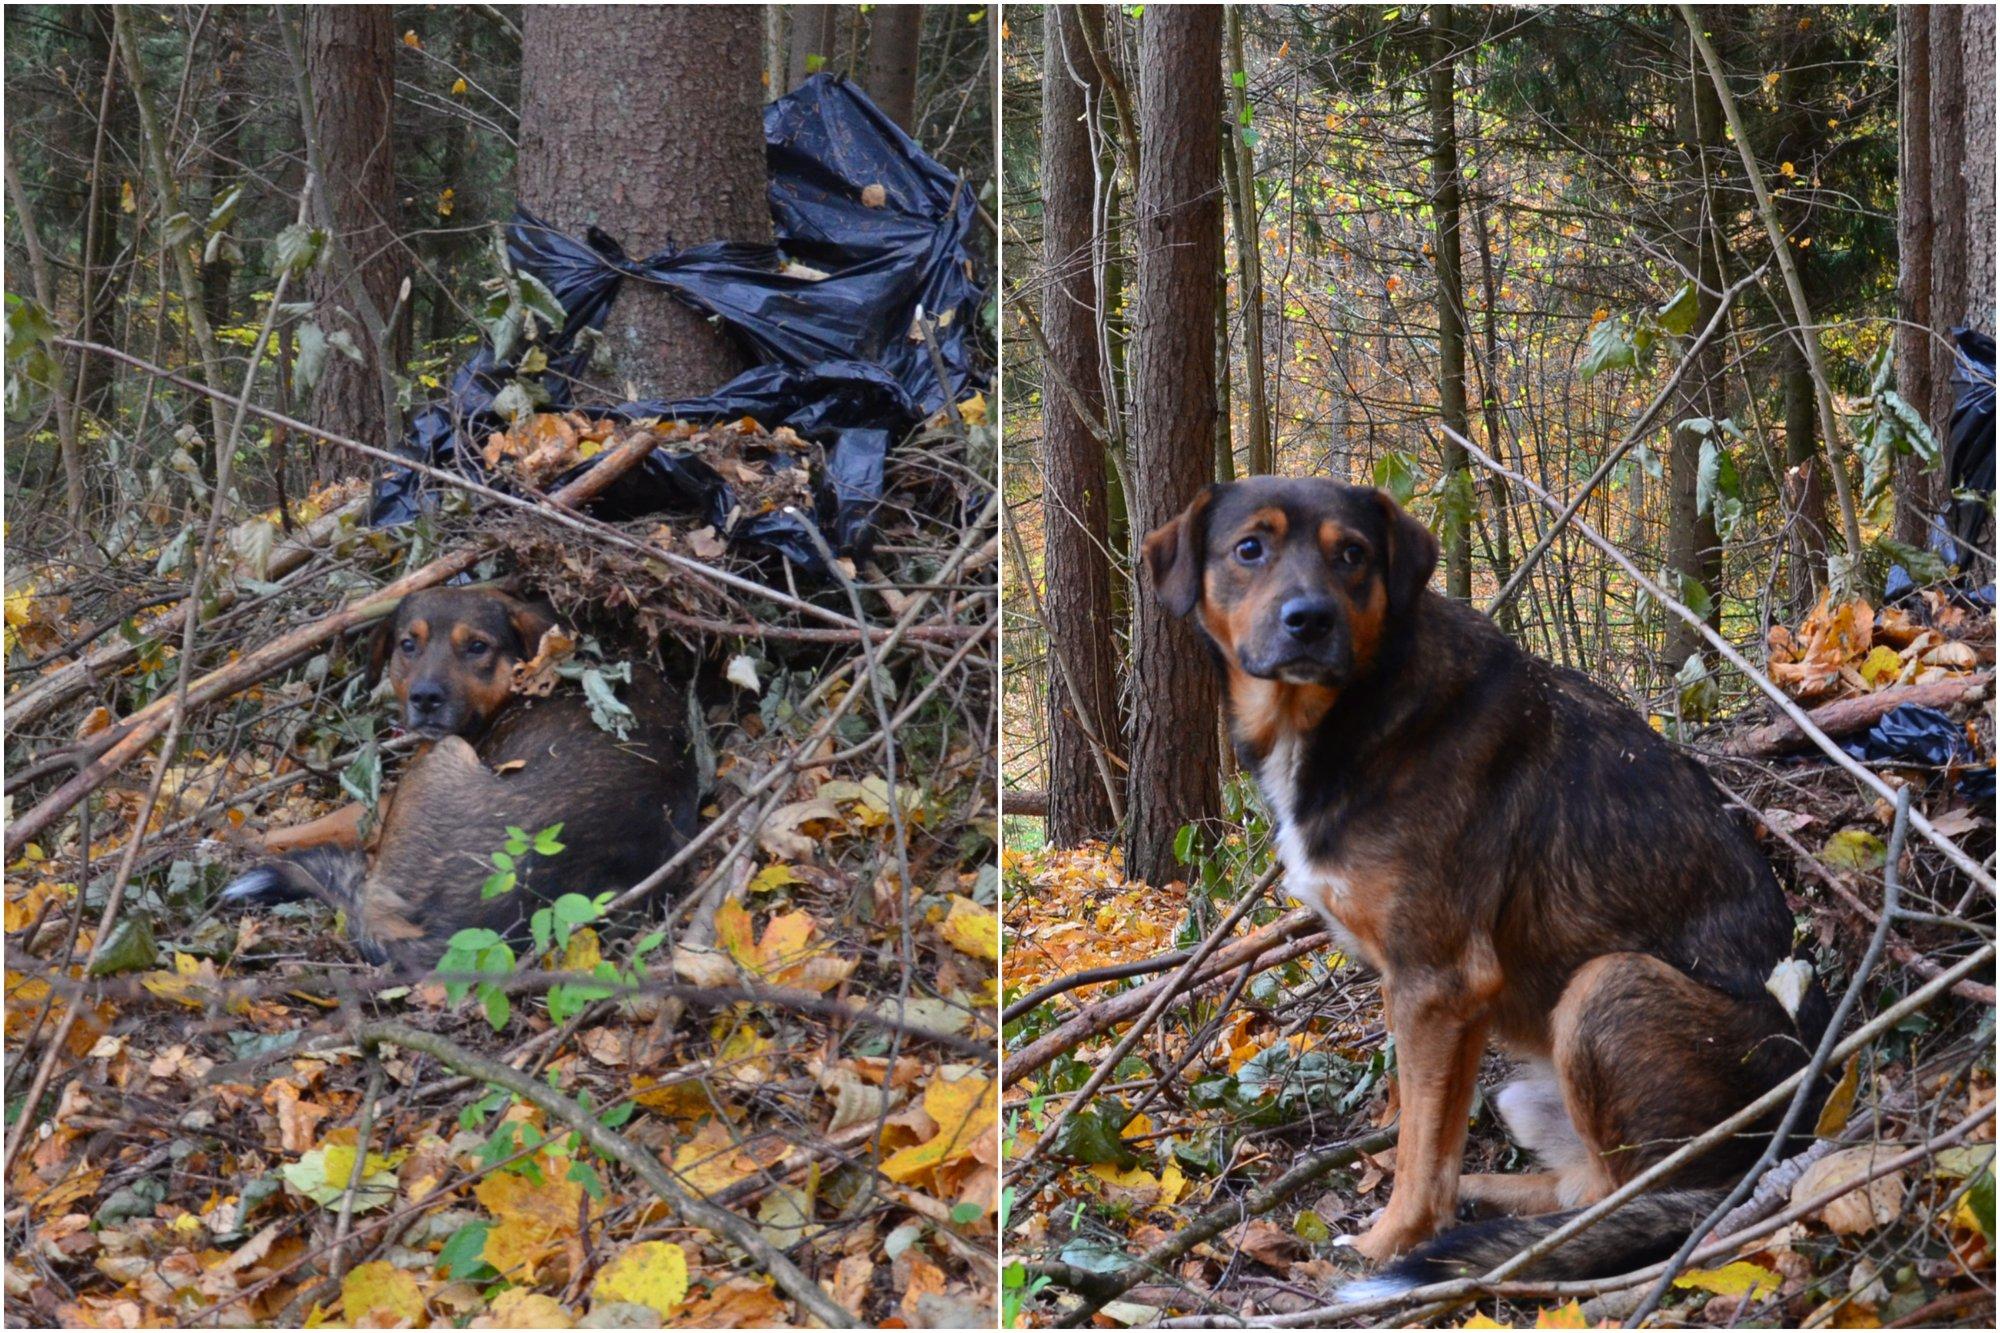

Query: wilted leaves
[590,1241,690,1318]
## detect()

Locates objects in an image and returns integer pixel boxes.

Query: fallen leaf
[591,1241,689,1319]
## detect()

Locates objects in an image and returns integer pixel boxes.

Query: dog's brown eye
[398,636,418,655]
[1234,537,1265,564]
[464,639,490,656]
[1340,543,1368,567]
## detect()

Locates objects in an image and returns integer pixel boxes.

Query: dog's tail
[1333,1188,1726,1305]
[220,846,365,917]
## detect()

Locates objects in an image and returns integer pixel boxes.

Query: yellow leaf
[437,186,455,218]
[341,1260,425,1327]
[1814,1052,1861,1137]
[119,180,135,213]
[957,391,988,426]
[1532,1301,1590,1329]
[1858,645,1902,688]
[1780,161,1797,178]
[671,1118,762,1196]
[1674,1261,1781,1299]
[1460,1318,1511,1330]
[591,1241,689,1318]
[561,926,601,973]
[749,863,801,893]
[940,895,999,961]
[880,1068,997,1185]
[486,1289,573,1327]
[402,29,421,48]
[450,76,468,97]
[476,1161,581,1233]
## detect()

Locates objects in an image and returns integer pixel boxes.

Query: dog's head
[368,586,555,739]
[1144,478,1438,688]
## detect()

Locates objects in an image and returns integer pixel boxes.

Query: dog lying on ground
[1143,476,1830,1294]
[223,586,699,971]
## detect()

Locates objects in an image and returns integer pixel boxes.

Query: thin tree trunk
[861,4,922,131]
[1664,23,1725,669]
[1782,316,1829,617]
[304,7,404,451]
[1224,5,1270,475]
[1127,5,1223,887]
[200,16,246,340]
[1429,3,1471,599]
[1962,7,1996,335]
[519,6,773,402]
[1040,3,1123,847]
[73,5,121,426]
[1894,5,1935,547]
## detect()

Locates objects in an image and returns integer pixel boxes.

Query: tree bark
[1429,3,1470,600]
[1664,20,1726,670]
[519,5,773,402]
[861,4,923,132]
[787,6,861,91]
[1781,328,1829,618]
[1957,7,1995,335]
[1224,4,1270,475]
[72,4,122,426]
[1894,6,1936,547]
[1040,3,1123,847]
[1126,5,1223,887]
[304,7,404,450]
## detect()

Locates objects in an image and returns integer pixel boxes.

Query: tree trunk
[519,6,773,402]
[1040,3,1123,847]
[1895,6,1938,545]
[1126,5,1222,887]
[1664,24,1726,670]
[788,6,861,90]
[304,6,404,451]
[1224,5,1270,475]
[1782,328,1829,618]
[1429,3,1470,600]
[200,17,246,340]
[73,4,122,425]
[861,5,922,131]
[1962,7,1996,334]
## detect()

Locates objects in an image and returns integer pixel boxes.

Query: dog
[223,586,699,971]
[1144,477,1829,1295]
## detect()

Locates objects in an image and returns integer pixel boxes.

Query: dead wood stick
[1721,671,1994,757]
[3,495,368,730]
[2,429,664,859]
[353,1020,854,1328]
[1002,907,1327,1086]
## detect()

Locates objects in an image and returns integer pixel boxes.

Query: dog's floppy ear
[503,597,559,657]
[1374,489,1440,614]
[366,602,405,684]
[1143,487,1216,618]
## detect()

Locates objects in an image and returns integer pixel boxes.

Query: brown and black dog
[224,586,699,971]
[1144,477,1829,1294]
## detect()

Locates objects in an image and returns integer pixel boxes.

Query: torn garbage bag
[372,74,987,572]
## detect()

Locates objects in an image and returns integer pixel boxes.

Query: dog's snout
[1279,596,1339,643]
[407,682,447,717]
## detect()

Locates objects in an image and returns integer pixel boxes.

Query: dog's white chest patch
[1256,737,1369,960]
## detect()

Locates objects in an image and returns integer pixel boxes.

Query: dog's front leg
[1349,972,1492,1262]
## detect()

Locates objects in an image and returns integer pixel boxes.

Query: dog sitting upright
[1143,478,1830,1294]
[224,586,699,971]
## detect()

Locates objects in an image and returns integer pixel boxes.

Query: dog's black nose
[407,682,446,716]
[1279,596,1338,643]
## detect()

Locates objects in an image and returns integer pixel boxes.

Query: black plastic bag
[372,75,986,572]
[1841,704,1977,769]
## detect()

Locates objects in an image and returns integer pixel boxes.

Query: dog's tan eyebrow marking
[1319,520,1349,559]
[406,620,429,644]
[1242,506,1289,538]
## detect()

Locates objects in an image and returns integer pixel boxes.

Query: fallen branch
[1721,671,1994,757]
[1045,1127,1398,1326]
[3,494,368,731]
[1002,905,1325,1086]
[3,427,665,859]
[354,1019,855,1328]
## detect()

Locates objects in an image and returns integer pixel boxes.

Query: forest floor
[1001,592,1995,1329]
[4,414,1000,1328]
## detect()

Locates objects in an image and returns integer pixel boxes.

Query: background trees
[1002,5,1988,883]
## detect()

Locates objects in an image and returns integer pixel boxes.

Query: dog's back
[228,666,697,971]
